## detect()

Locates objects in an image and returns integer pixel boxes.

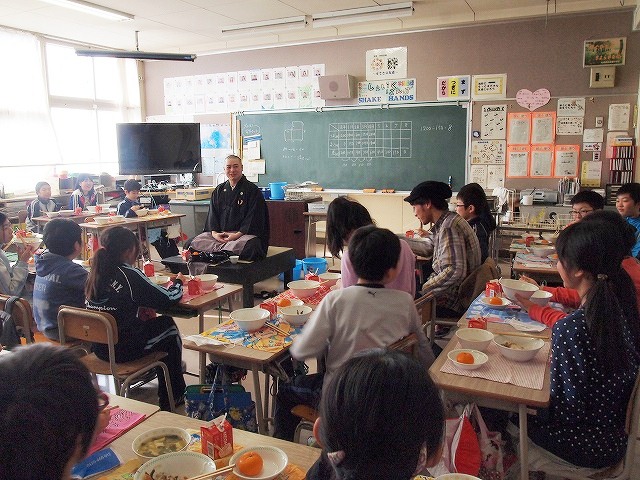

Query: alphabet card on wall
[516,88,551,111]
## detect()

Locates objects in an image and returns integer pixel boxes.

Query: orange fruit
[237,451,263,477]
[456,352,475,364]
[488,297,503,305]
[276,298,291,308]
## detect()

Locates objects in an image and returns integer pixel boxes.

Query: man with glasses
[569,190,604,221]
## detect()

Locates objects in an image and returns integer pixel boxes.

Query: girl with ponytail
[85,226,187,410]
[528,218,640,468]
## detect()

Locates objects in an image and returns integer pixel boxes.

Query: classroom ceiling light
[312,2,414,28]
[221,16,308,35]
[39,0,134,21]
[75,31,196,61]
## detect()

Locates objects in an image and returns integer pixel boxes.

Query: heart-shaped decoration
[516,88,551,111]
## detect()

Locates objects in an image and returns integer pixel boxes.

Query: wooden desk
[162,246,296,308]
[110,411,321,472]
[429,335,550,480]
[183,337,292,435]
[106,393,160,417]
[511,258,561,284]
[79,213,184,261]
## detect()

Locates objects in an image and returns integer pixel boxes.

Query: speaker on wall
[318,75,356,99]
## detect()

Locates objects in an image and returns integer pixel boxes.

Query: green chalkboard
[239,103,468,191]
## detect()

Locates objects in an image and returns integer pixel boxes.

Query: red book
[87,408,146,456]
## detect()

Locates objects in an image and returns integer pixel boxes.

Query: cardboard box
[201,419,233,460]
[172,187,215,201]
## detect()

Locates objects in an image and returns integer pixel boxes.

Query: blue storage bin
[269,182,287,200]
[278,259,303,281]
[302,257,327,275]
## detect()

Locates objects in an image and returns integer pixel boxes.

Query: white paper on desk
[245,159,266,175]
[183,334,227,346]
[506,319,546,332]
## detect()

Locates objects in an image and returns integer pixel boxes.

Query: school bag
[0,296,23,350]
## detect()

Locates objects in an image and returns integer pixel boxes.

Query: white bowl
[493,334,545,362]
[280,305,313,326]
[530,245,555,257]
[152,274,170,285]
[110,214,125,223]
[135,208,149,217]
[229,255,240,264]
[44,211,60,218]
[131,427,191,459]
[196,273,218,288]
[447,349,488,370]
[98,203,112,210]
[278,298,304,312]
[499,278,538,301]
[230,446,288,480]
[287,279,320,298]
[230,307,269,331]
[148,208,159,215]
[529,290,553,306]
[479,296,512,310]
[455,328,494,352]
[17,235,43,249]
[93,216,111,225]
[86,205,98,213]
[134,452,215,480]
[318,272,341,286]
[58,209,75,217]
[540,233,557,243]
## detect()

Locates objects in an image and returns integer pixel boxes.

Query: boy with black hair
[569,189,605,220]
[117,179,143,218]
[273,225,434,441]
[33,218,87,340]
[616,182,640,258]
[26,181,60,232]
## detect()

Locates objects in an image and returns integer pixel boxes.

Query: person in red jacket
[516,210,640,326]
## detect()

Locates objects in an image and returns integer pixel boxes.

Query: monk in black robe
[190,155,269,260]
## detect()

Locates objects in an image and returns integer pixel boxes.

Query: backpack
[0,296,23,350]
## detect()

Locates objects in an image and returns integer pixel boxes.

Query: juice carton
[188,277,202,295]
[201,414,233,460]
[259,301,277,320]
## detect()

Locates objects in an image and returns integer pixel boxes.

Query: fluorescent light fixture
[222,15,308,35]
[76,49,196,61]
[39,0,134,21]
[312,2,413,28]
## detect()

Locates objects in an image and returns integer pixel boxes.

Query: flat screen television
[116,123,202,175]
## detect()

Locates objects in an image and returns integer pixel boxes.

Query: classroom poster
[580,161,602,187]
[366,47,407,80]
[608,104,631,130]
[470,164,487,185]
[506,145,530,177]
[487,164,506,188]
[530,145,554,177]
[556,116,584,135]
[557,97,585,116]
[507,112,531,145]
[530,112,556,144]
[554,145,580,177]
[471,140,505,164]
[583,128,604,143]
[516,88,550,111]
[436,75,471,101]
[583,37,626,66]
[472,74,507,100]
[481,105,506,139]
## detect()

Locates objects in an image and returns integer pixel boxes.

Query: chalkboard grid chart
[239,103,468,191]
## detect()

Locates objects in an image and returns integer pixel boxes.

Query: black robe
[205,175,270,258]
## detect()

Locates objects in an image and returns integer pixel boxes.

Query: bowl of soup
[132,427,191,459]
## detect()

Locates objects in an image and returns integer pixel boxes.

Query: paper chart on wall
[556,97,585,117]
[487,165,506,189]
[608,104,631,130]
[556,116,584,135]
[554,145,579,177]
[470,164,487,185]
[580,161,602,187]
[530,145,554,177]
[481,105,506,139]
[506,146,530,177]
[507,113,531,145]
[471,140,506,164]
[531,112,555,145]
[583,128,604,143]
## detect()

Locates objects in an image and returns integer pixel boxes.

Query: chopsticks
[267,322,290,337]
[492,330,549,340]
[187,464,235,480]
